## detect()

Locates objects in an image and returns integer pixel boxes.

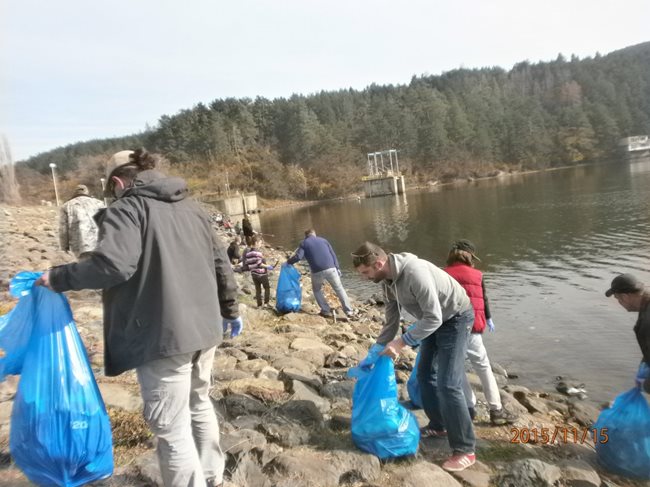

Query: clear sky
[1,0,649,161]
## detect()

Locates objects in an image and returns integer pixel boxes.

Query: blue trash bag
[276,263,301,313]
[350,356,420,459]
[347,343,384,380]
[406,350,422,409]
[594,387,650,480]
[0,272,43,380]
[3,273,114,486]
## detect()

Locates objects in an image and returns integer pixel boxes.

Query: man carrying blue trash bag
[349,242,477,472]
[34,149,241,487]
[596,273,650,480]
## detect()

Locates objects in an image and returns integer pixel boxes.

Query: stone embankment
[0,206,647,487]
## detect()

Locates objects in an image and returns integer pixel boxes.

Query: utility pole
[49,163,60,206]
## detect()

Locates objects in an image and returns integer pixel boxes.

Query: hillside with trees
[16,42,650,202]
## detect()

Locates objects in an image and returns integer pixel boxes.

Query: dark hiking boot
[490,408,518,426]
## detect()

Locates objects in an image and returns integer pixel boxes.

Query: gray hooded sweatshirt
[50,170,238,376]
[377,252,472,345]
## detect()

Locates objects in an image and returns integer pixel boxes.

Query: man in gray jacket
[352,241,476,472]
[38,149,240,487]
[58,184,104,258]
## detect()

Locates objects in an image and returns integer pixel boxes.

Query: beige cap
[105,150,134,179]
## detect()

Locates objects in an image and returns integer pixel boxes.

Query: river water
[257,159,650,404]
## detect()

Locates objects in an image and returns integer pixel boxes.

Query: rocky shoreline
[0,205,647,487]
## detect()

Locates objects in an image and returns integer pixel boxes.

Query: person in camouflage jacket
[58,184,105,258]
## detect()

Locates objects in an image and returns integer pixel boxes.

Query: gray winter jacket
[376,252,472,345]
[49,170,239,376]
[58,195,105,257]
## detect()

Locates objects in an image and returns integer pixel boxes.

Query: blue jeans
[417,308,476,454]
[311,268,353,315]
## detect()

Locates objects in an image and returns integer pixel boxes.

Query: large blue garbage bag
[406,350,422,409]
[0,273,41,379]
[1,272,113,486]
[276,263,301,313]
[594,387,650,480]
[350,356,420,459]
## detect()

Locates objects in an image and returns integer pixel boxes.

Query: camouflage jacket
[58,195,105,257]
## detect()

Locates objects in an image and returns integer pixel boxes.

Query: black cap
[605,273,644,297]
[451,239,481,262]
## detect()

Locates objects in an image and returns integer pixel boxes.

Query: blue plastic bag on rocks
[350,356,420,459]
[406,350,422,409]
[593,387,650,480]
[276,263,301,313]
[1,272,114,486]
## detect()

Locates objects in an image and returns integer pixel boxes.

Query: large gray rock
[259,418,311,447]
[388,462,462,487]
[272,357,315,374]
[98,382,143,412]
[512,391,551,414]
[237,358,270,374]
[220,394,269,419]
[221,428,267,457]
[451,460,492,487]
[289,380,331,413]
[497,459,562,487]
[266,449,380,486]
[560,459,601,487]
[226,378,287,402]
[568,401,601,428]
[276,400,324,427]
[320,380,355,400]
[279,368,323,389]
[229,452,272,487]
[290,338,334,355]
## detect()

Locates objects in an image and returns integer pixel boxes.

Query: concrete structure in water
[201,192,259,216]
[620,135,650,160]
[362,149,406,197]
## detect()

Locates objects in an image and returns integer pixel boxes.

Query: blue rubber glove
[358,343,385,370]
[222,317,244,338]
[636,362,650,387]
[487,318,495,332]
[402,322,422,347]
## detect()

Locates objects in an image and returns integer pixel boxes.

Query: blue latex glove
[487,318,495,332]
[636,362,650,387]
[402,322,422,347]
[223,317,244,338]
[358,343,385,370]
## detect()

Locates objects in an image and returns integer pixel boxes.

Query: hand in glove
[636,362,650,388]
[487,318,495,332]
[223,317,244,338]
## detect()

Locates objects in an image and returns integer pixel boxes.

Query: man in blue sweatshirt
[288,229,355,318]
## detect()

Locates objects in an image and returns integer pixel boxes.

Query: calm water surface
[256,159,650,403]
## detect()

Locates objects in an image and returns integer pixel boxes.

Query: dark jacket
[444,263,491,334]
[227,242,241,262]
[287,235,339,273]
[242,218,254,237]
[636,293,650,365]
[49,170,239,376]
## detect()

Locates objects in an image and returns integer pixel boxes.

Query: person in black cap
[606,273,650,393]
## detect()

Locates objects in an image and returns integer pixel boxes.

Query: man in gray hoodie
[37,149,240,487]
[352,241,476,472]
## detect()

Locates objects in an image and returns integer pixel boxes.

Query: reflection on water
[371,193,410,244]
[260,160,650,403]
